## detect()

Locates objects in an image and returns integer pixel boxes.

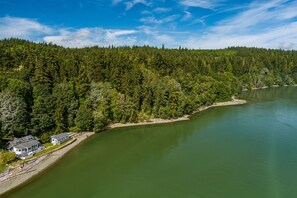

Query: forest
[1,38,297,144]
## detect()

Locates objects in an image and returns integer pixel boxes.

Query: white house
[7,135,44,159]
[51,133,70,145]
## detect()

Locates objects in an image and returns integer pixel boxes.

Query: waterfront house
[51,133,70,145]
[6,135,44,159]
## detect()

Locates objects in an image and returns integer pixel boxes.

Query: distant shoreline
[108,97,247,129]
[242,84,297,91]
[109,84,297,129]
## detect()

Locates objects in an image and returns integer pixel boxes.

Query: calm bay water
[4,87,297,198]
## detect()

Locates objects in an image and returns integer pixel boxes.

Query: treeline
[0,38,297,143]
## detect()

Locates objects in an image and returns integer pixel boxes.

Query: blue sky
[0,0,296,49]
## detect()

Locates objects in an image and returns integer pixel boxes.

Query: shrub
[39,133,51,143]
[69,126,81,132]
[0,151,16,164]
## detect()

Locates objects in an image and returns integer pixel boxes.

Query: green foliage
[7,79,30,99]
[69,126,81,132]
[31,96,54,136]
[39,133,51,144]
[0,39,297,138]
[0,151,16,165]
[54,99,67,134]
[0,164,6,173]
[0,91,29,136]
[75,101,93,131]
[0,121,2,146]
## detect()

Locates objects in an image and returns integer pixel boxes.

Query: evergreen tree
[54,99,66,134]
[0,38,297,137]
[75,101,93,131]
[31,96,54,136]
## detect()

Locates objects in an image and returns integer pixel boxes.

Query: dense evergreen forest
[1,38,297,144]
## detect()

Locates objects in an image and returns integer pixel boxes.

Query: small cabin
[51,133,70,145]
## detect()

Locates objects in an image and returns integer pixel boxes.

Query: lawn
[25,138,72,161]
[11,138,73,166]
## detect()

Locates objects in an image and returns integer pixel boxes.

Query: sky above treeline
[0,0,296,49]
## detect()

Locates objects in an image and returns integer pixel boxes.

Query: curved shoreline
[0,132,95,196]
[108,97,247,129]
[0,98,247,196]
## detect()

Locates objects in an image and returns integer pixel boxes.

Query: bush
[93,123,105,133]
[39,133,51,143]
[69,126,81,132]
[0,151,16,164]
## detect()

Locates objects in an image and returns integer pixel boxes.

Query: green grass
[24,139,72,161]
[44,143,53,148]
[0,164,6,173]
[11,138,72,166]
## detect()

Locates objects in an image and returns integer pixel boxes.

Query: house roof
[51,133,69,141]
[7,135,41,150]
[14,140,41,150]
[9,135,37,145]
[22,135,35,141]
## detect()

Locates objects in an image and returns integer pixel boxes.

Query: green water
[3,87,297,198]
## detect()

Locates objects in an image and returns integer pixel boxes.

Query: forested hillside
[1,38,297,143]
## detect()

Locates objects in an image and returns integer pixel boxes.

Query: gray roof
[14,140,41,150]
[9,135,37,145]
[51,133,69,141]
[7,135,41,150]
[22,135,35,141]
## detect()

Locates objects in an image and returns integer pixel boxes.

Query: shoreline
[0,85,296,196]
[5,84,297,195]
[108,96,247,129]
[0,97,247,196]
[0,132,95,196]
[243,84,297,92]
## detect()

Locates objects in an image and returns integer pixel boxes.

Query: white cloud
[0,16,140,48]
[140,15,179,24]
[153,7,172,13]
[183,0,297,49]
[125,0,150,10]
[136,26,187,48]
[180,0,225,9]
[0,16,53,39]
[279,42,294,50]
[44,28,138,48]
[190,18,206,25]
[112,0,150,10]
[181,11,192,21]
[141,10,152,15]
[1,0,297,50]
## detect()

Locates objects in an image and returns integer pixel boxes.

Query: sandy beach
[108,97,247,129]
[0,97,247,196]
[0,132,95,196]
